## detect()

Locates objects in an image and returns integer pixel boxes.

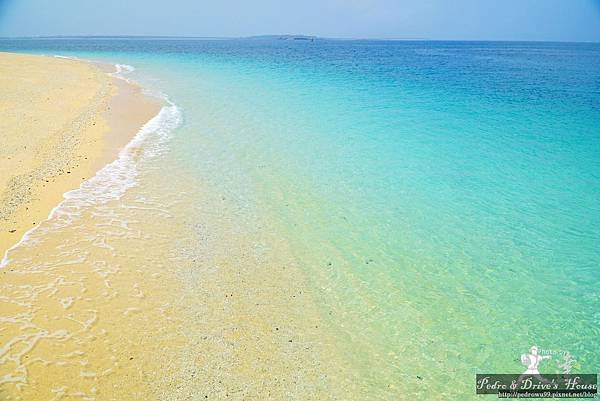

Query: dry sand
[0,52,160,256]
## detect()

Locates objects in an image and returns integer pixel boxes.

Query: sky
[0,0,599,41]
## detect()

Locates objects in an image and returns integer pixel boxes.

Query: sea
[0,38,598,400]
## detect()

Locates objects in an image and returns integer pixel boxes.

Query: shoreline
[0,53,189,400]
[0,53,161,259]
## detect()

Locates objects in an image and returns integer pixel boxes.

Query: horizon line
[0,34,599,44]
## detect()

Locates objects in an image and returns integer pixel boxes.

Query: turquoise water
[2,39,599,398]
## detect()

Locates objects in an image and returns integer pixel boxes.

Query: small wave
[114,64,136,74]
[1,65,181,268]
[111,64,136,83]
[53,55,135,82]
[53,55,78,60]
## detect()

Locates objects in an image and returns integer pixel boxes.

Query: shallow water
[1,39,599,399]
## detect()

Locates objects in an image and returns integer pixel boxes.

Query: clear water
[1,38,599,399]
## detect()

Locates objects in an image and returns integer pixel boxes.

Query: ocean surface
[1,38,599,399]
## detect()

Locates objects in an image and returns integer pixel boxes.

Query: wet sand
[0,52,160,257]
[0,53,352,401]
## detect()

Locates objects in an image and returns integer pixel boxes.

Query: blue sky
[0,0,599,41]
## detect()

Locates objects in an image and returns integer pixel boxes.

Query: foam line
[1,63,181,268]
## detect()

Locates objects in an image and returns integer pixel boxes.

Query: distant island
[246,34,319,41]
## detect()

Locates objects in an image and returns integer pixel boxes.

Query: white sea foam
[113,64,135,74]
[53,55,78,60]
[111,64,136,83]
[1,64,181,268]
[54,55,136,82]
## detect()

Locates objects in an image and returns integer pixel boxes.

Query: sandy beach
[0,52,348,401]
[0,54,177,400]
[0,53,160,257]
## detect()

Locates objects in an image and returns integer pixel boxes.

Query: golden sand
[0,53,165,400]
[0,53,160,257]
[0,53,352,401]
